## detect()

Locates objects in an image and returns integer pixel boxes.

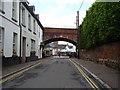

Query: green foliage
[79,2,120,49]
[30,51,36,56]
[30,51,36,54]
[13,49,17,55]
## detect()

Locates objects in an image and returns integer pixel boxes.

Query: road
[2,56,100,89]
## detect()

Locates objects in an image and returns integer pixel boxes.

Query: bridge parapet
[43,27,78,43]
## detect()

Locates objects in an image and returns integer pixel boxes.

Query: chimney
[35,14,39,20]
[29,5,35,13]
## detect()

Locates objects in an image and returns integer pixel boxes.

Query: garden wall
[80,41,120,70]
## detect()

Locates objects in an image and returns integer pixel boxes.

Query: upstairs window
[28,14,31,30]
[39,32,40,38]
[0,0,4,14]
[12,0,17,21]
[22,6,25,26]
[33,20,36,34]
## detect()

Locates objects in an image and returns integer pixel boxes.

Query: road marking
[72,59,111,89]
[1,60,49,84]
[69,59,100,90]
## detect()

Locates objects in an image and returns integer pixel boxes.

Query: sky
[29,0,96,28]
[28,0,96,48]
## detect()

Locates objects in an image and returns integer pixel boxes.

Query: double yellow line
[0,60,48,84]
[69,60,100,90]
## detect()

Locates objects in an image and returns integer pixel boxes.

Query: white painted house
[0,0,20,65]
[0,1,44,65]
[20,2,44,62]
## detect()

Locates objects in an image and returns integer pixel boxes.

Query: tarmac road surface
[2,56,99,89]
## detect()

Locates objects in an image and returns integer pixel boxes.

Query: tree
[79,2,120,49]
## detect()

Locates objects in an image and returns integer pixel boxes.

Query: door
[22,37,26,63]
[0,28,4,56]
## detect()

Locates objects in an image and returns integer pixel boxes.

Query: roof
[53,45,67,49]
[45,43,67,49]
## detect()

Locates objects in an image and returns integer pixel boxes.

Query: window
[28,14,31,30]
[31,39,35,51]
[39,32,40,38]
[13,33,17,55]
[31,39,36,56]
[0,0,4,14]
[22,6,25,26]
[33,20,36,33]
[0,27,4,56]
[12,0,17,20]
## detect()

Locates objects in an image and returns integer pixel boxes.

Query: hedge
[79,2,120,49]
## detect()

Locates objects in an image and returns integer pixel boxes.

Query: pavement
[72,58,119,89]
[2,58,47,76]
[2,56,120,89]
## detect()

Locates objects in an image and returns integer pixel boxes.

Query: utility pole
[76,11,80,59]
[76,11,79,28]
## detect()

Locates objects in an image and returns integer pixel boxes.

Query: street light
[76,11,80,59]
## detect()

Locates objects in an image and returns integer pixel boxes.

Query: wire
[79,0,84,11]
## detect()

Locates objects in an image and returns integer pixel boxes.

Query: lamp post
[76,11,80,59]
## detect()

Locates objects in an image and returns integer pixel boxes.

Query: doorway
[22,37,26,63]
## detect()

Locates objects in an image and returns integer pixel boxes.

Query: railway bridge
[41,27,78,47]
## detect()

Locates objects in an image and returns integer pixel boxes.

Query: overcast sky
[29,0,96,28]
[28,0,96,46]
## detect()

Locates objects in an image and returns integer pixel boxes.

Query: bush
[79,2,120,49]
[30,51,36,56]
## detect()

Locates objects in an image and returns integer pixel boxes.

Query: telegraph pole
[76,11,80,59]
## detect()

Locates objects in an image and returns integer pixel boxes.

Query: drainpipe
[19,2,22,63]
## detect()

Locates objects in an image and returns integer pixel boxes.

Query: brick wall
[80,41,120,70]
[44,27,77,41]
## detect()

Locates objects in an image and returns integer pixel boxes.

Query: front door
[0,28,4,56]
[22,37,26,63]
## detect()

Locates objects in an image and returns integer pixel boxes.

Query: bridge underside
[41,38,77,48]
